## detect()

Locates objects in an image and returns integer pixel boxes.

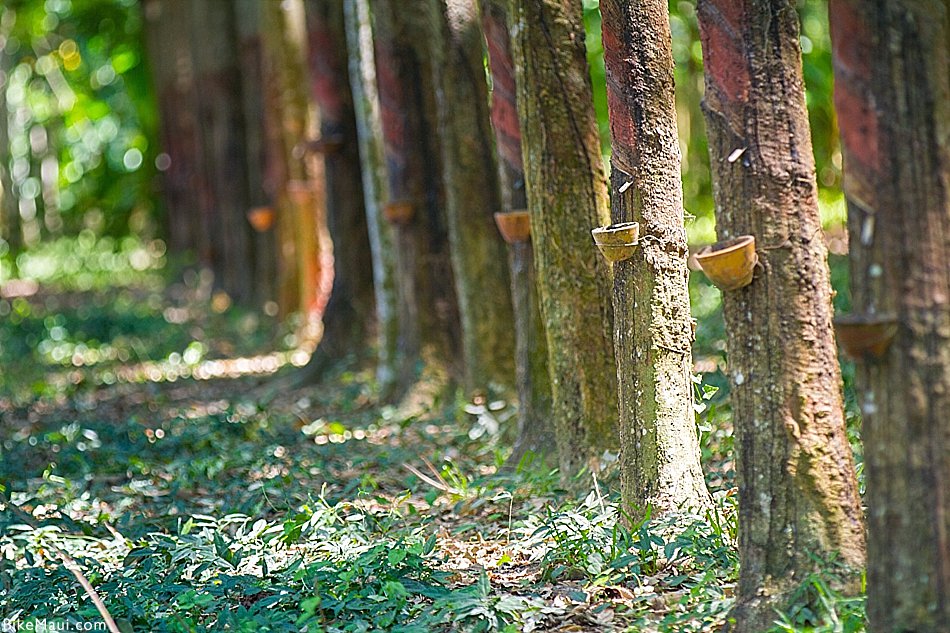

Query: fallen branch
[1,501,122,633]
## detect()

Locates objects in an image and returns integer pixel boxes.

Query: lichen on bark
[600,0,711,519]
[507,0,618,475]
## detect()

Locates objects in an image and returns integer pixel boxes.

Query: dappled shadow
[0,267,747,632]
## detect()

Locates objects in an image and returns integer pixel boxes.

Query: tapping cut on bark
[697,0,866,629]
[482,0,553,466]
[599,0,711,519]
[831,1,950,629]
[507,0,618,476]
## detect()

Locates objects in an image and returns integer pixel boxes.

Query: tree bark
[830,1,950,629]
[263,0,329,321]
[295,0,375,381]
[142,0,203,260]
[507,0,618,476]
[187,0,254,305]
[425,0,515,395]
[696,1,866,629]
[235,0,277,309]
[343,0,400,394]
[482,0,553,464]
[372,0,462,391]
[600,0,710,517]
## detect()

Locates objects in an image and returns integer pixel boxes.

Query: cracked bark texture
[507,0,618,475]
[830,1,950,629]
[423,0,515,394]
[372,0,462,393]
[482,0,553,465]
[697,1,866,629]
[343,0,400,394]
[600,0,711,518]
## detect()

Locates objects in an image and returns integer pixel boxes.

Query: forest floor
[0,247,863,632]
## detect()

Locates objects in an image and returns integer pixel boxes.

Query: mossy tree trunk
[600,0,710,517]
[696,1,866,629]
[296,0,375,381]
[343,0,400,393]
[507,0,618,476]
[424,0,515,395]
[372,0,462,391]
[482,0,553,464]
[830,1,950,629]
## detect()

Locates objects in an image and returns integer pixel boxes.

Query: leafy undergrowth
[0,261,865,632]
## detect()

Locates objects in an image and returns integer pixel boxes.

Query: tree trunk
[142,0,203,260]
[343,0,400,394]
[372,0,462,391]
[187,0,255,305]
[235,0,277,309]
[293,0,375,381]
[830,2,950,629]
[696,1,866,629]
[263,0,329,321]
[507,0,618,476]
[424,0,515,395]
[481,0,553,464]
[600,0,710,517]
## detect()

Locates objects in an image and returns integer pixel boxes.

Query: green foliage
[768,564,867,633]
[1,0,157,256]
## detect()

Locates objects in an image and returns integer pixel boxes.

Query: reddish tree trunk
[831,1,950,629]
[296,0,375,380]
[372,0,462,389]
[697,1,866,628]
[600,0,710,517]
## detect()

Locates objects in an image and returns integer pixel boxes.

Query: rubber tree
[187,0,255,304]
[236,0,277,308]
[830,1,950,629]
[599,0,710,517]
[424,0,515,395]
[481,0,553,464]
[144,0,260,305]
[343,0,400,393]
[696,1,866,628]
[142,0,203,260]
[295,0,375,381]
[507,0,618,476]
[371,0,462,391]
[263,0,330,321]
